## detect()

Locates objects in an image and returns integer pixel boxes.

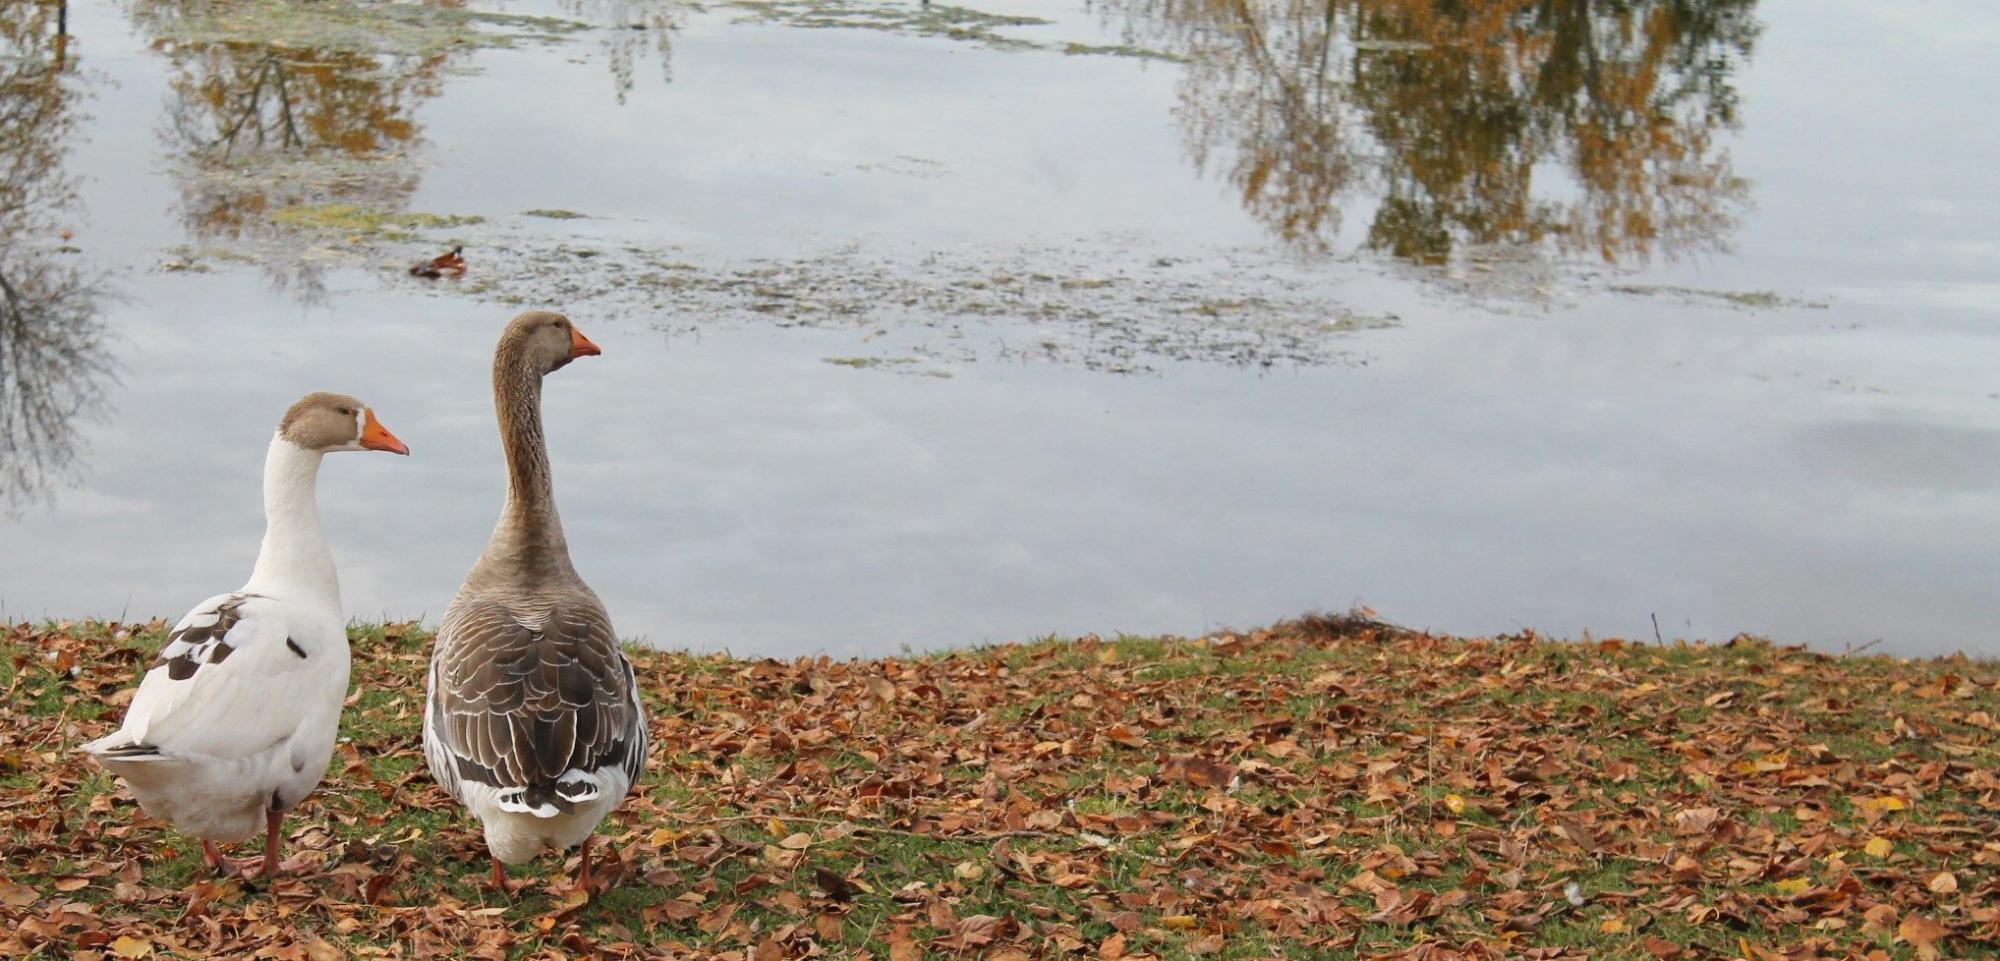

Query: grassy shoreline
[1,615,1995,959]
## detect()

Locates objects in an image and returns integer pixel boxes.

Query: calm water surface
[1,0,1996,657]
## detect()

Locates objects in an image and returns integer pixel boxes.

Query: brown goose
[422,310,646,891]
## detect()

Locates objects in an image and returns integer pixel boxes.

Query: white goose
[423,311,646,891]
[83,392,408,878]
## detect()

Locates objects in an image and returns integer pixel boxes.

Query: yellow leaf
[1599,917,1626,934]
[1864,837,1893,858]
[1863,796,1908,813]
[110,936,152,960]
[1731,753,1791,775]
[1928,872,1957,895]
[1443,794,1466,815]
[766,818,786,837]
[1160,915,1198,931]
[1775,877,1810,896]
[763,844,802,867]
[649,827,683,846]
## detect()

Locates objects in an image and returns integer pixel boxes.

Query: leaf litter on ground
[0,613,1995,959]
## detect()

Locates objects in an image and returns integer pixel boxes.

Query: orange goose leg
[201,840,228,875]
[257,808,282,879]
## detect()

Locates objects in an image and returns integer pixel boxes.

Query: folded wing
[429,598,645,816]
[91,592,322,759]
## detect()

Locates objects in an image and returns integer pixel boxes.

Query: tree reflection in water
[560,0,684,103]
[1101,0,1758,265]
[128,0,466,301]
[0,0,112,509]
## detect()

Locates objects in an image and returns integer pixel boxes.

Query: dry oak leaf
[954,915,1001,947]
[304,940,346,961]
[1641,936,1682,959]
[1898,915,1949,961]
[1100,933,1129,961]
[1673,807,1722,835]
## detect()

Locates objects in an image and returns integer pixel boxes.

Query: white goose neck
[243,435,339,606]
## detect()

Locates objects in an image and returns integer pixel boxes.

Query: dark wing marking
[286,638,307,659]
[150,594,260,680]
[432,597,642,812]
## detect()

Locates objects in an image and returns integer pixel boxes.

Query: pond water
[2,0,1996,658]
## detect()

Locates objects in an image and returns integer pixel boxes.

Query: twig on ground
[684,814,1061,843]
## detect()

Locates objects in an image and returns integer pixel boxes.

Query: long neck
[478,346,577,582]
[243,436,338,603]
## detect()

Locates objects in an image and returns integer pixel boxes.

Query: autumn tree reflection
[1103,0,1758,265]
[0,1,112,508]
[127,0,465,299]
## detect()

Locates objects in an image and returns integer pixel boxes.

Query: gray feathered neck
[472,330,580,586]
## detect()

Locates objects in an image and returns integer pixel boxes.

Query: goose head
[504,310,601,376]
[279,391,409,455]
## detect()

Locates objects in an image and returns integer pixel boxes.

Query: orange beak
[359,408,409,455]
[569,325,602,359]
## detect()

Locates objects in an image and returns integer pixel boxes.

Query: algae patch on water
[1609,284,1828,310]
[822,356,951,377]
[402,234,1401,373]
[267,204,483,238]
[1060,41,1185,63]
[727,0,1047,42]
[134,0,587,59]
[725,1,1176,59]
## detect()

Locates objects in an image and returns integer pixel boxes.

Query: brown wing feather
[432,594,638,795]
